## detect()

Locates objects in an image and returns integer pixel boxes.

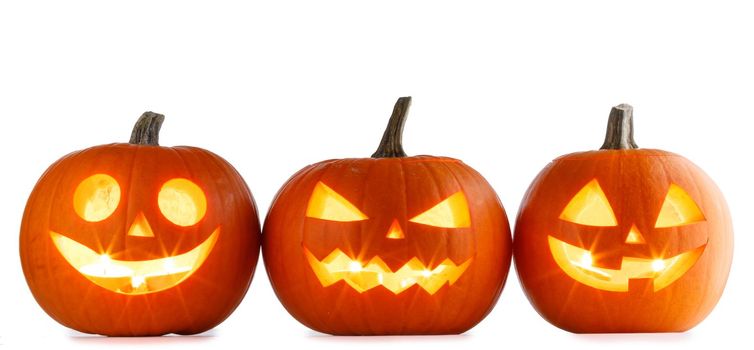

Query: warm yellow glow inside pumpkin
[50,229,219,294]
[624,224,646,244]
[655,184,706,228]
[306,182,368,222]
[385,219,405,239]
[304,248,471,294]
[73,174,121,222]
[158,178,207,227]
[409,191,471,228]
[559,179,617,227]
[548,235,705,292]
[127,212,155,237]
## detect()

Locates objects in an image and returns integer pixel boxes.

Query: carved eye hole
[409,191,471,228]
[158,178,207,226]
[655,184,705,228]
[73,174,121,222]
[560,179,618,227]
[306,182,368,222]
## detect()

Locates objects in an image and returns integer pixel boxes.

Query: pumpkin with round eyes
[20,113,261,336]
[514,104,733,333]
[263,97,512,335]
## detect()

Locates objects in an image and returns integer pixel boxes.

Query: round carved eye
[73,174,121,222]
[158,178,207,226]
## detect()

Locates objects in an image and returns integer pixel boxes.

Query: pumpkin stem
[600,104,639,150]
[372,96,411,158]
[129,112,165,146]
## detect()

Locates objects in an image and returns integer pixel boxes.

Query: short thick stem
[600,104,638,150]
[129,112,165,146]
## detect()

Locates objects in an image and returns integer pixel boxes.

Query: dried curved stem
[129,112,165,146]
[372,97,411,158]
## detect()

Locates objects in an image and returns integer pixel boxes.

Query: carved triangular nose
[625,224,646,244]
[128,212,154,237]
[385,219,405,239]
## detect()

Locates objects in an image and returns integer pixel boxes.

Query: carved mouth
[50,228,219,295]
[304,248,471,295]
[548,235,705,292]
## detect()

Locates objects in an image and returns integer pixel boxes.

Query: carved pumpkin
[514,104,733,333]
[20,113,261,336]
[263,97,511,335]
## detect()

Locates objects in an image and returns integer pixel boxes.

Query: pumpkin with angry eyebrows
[263,97,512,335]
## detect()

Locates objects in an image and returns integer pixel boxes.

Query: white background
[1,0,752,348]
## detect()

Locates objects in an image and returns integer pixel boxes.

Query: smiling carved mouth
[304,248,472,295]
[50,229,219,295]
[547,235,705,292]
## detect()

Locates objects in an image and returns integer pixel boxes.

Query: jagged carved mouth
[50,229,219,295]
[548,235,705,292]
[304,248,471,295]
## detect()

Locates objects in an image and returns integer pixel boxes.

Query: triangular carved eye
[409,191,471,228]
[560,179,618,227]
[655,184,705,228]
[306,182,368,222]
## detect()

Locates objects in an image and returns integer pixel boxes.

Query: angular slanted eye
[159,178,207,226]
[306,182,368,222]
[560,179,618,227]
[655,184,705,228]
[409,191,471,228]
[73,174,121,222]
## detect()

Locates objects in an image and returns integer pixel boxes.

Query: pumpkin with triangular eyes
[514,104,733,333]
[263,97,512,335]
[20,113,261,336]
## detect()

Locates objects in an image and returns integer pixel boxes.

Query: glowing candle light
[652,259,666,272]
[348,262,362,273]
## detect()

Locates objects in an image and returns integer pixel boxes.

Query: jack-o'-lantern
[20,112,261,336]
[514,104,733,333]
[263,97,511,335]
